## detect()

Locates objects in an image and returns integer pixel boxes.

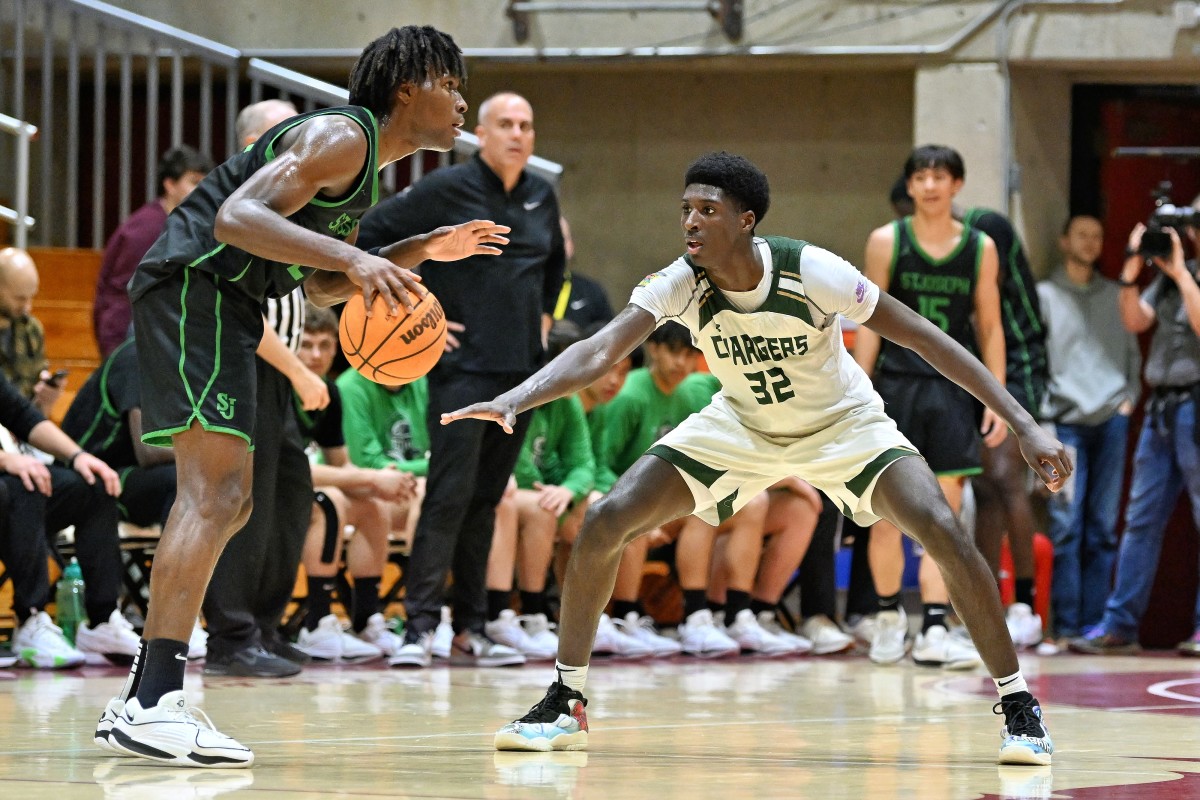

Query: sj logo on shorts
[217,392,237,420]
[328,213,356,237]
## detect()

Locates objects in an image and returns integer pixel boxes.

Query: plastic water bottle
[55,558,87,645]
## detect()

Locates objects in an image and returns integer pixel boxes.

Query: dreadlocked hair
[348,26,467,119]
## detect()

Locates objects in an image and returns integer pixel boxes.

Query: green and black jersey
[61,338,140,468]
[130,105,380,304]
[961,207,1047,407]
[876,216,985,378]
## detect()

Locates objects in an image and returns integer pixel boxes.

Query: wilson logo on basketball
[399,302,446,345]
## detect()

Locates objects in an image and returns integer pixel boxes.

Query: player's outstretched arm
[442,304,657,433]
[863,292,1073,491]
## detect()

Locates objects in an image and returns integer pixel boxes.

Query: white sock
[555,661,589,693]
[994,670,1028,698]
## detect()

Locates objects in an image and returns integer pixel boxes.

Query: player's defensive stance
[444,152,1071,767]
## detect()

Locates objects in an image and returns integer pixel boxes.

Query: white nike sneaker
[869,608,908,665]
[94,696,133,755]
[355,613,404,658]
[14,610,85,669]
[591,613,652,659]
[432,607,453,660]
[518,613,560,661]
[724,609,799,656]
[757,611,815,655]
[617,612,682,657]
[1006,603,1044,650]
[296,614,383,663]
[389,630,434,668]
[486,609,541,656]
[798,614,853,655]
[677,609,739,658]
[76,608,141,666]
[110,691,253,768]
[912,624,983,670]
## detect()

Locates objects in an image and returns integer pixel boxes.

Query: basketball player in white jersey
[443,152,1071,767]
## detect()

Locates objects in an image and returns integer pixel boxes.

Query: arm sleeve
[799,246,880,325]
[628,261,698,323]
[312,382,345,449]
[556,396,596,502]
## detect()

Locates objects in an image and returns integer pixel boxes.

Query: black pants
[797,497,841,619]
[202,361,313,654]
[119,463,177,528]
[405,370,532,636]
[0,466,121,624]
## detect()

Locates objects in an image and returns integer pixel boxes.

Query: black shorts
[874,371,982,477]
[131,265,263,448]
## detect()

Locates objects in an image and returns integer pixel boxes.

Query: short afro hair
[903,144,965,181]
[349,26,466,119]
[684,152,770,229]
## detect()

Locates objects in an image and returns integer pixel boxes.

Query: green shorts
[131,264,263,448]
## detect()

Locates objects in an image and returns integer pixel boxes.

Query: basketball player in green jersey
[855,145,1005,670]
[95,27,510,768]
[445,152,1071,766]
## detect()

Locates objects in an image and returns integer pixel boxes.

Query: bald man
[358,91,564,667]
[0,247,61,417]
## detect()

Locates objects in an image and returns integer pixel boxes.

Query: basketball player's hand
[2,452,52,495]
[1017,425,1073,493]
[422,220,510,263]
[72,451,121,496]
[444,320,465,352]
[292,367,330,411]
[534,482,574,517]
[980,407,1008,448]
[440,401,517,434]
[347,251,425,317]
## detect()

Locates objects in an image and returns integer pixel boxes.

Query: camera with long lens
[1139,181,1200,259]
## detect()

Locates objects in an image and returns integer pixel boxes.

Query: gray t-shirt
[1141,262,1200,389]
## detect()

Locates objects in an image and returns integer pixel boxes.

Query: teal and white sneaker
[495,681,589,752]
[995,695,1053,766]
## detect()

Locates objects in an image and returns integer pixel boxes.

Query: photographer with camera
[1071,197,1200,658]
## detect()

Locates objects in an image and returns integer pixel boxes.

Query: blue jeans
[1100,397,1200,639]
[1047,414,1129,637]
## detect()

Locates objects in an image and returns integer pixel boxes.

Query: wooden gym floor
[0,650,1198,799]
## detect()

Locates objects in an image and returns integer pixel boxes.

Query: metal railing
[3,0,564,249]
[0,112,38,249]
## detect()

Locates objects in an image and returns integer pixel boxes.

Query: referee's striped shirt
[264,287,306,352]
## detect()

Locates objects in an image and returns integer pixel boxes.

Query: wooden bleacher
[27,247,105,423]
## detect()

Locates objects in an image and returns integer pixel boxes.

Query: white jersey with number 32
[629,236,883,439]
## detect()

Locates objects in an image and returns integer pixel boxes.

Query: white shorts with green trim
[647,395,921,527]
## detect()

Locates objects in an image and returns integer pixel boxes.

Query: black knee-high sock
[487,589,512,622]
[134,638,189,708]
[305,576,337,631]
[351,576,381,633]
[750,598,775,617]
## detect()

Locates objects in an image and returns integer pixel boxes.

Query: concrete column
[914,63,1006,213]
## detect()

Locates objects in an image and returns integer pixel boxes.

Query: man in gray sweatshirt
[1036,214,1141,646]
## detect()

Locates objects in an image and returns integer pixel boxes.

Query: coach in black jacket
[358,91,564,665]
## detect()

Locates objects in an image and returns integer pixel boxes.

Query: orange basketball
[339,290,447,386]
